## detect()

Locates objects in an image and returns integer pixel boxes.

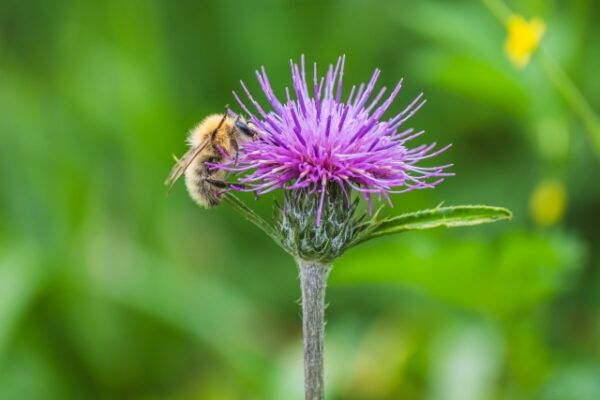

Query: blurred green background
[1,0,599,399]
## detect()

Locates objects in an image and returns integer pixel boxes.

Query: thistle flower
[226,56,453,224]
[167,56,513,400]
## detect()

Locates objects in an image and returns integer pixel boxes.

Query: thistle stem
[297,258,331,400]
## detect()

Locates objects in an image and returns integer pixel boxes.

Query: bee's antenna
[216,112,228,129]
[210,111,229,140]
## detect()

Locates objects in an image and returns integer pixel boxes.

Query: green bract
[224,192,512,263]
[275,186,364,263]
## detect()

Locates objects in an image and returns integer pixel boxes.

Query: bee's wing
[165,139,210,192]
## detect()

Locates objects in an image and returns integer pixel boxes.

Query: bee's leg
[230,136,240,167]
[218,137,240,182]
[214,144,229,159]
[206,179,229,189]
[206,179,248,190]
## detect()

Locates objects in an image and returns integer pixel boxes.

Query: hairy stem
[297,258,332,400]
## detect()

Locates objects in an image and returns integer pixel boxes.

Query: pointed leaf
[353,205,512,245]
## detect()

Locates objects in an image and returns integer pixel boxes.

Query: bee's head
[235,119,258,141]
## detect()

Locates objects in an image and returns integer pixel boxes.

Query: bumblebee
[165,112,256,207]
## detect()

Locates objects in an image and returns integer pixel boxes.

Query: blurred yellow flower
[505,15,545,69]
[529,179,567,226]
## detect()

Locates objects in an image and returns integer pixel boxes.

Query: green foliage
[353,205,512,245]
[335,231,584,316]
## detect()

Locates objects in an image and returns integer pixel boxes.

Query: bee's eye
[235,120,256,138]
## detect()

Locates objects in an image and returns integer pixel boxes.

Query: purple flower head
[227,55,453,223]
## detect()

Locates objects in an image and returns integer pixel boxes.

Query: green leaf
[78,234,277,387]
[222,193,282,247]
[0,246,47,362]
[335,231,585,317]
[353,205,512,245]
